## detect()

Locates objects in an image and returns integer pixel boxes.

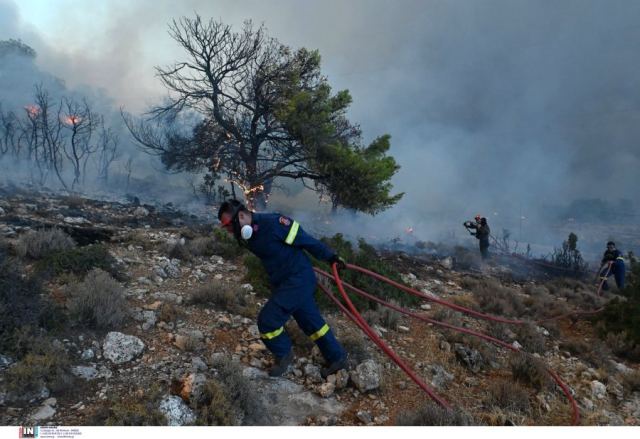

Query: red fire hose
[596,262,613,297]
[317,263,581,425]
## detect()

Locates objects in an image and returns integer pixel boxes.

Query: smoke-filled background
[1,0,639,260]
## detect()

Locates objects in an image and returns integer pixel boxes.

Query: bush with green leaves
[36,244,124,280]
[316,234,419,309]
[67,268,128,329]
[193,379,235,425]
[6,337,75,397]
[211,357,270,425]
[16,228,76,259]
[87,385,166,426]
[549,232,588,273]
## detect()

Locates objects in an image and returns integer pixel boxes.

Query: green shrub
[316,234,419,309]
[187,236,218,257]
[87,385,166,426]
[67,269,128,330]
[210,228,246,260]
[188,281,256,317]
[509,353,552,391]
[6,340,74,397]
[243,254,271,297]
[396,403,473,425]
[36,244,124,280]
[514,323,546,354]
[471,278,526,317]
[0,257,51,356]
[193,379,235,425]
[595,262,640,361]
[16,228,76,259]
[212,357,270,425]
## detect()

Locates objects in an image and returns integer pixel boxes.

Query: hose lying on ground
[315,263,581,425]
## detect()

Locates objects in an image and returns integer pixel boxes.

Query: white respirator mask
[240,224,253,240]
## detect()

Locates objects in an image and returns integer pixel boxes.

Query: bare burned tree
[0,105,19,157]
[61,97,99,190]
[33,86,68,190]
[97,126,120,185]
[124,15,401,212]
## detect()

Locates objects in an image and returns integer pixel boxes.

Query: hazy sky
[2,0,640,250]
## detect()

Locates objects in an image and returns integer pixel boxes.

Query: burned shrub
[509,353,552,391]
[486,380,531,414]
[16,228,76,259]
[396,403,474,426]
[67,268,128,330]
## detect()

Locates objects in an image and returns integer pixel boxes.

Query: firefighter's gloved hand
[329,254,347,271]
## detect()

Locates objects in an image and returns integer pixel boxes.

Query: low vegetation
[67,268,129,330]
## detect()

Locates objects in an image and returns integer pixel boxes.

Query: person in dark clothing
[598,241,625,290]
[218,199,347,378]
[464,215,491,260]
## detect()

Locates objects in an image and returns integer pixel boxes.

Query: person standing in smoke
[464,215,491,260]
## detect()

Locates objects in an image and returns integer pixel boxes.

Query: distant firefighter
[464,215,491,260]
[598,241,625,291]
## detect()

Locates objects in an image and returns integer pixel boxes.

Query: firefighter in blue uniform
[598,241,625,291]
[218,199,347,377]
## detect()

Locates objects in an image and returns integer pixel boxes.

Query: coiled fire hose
[316,263,581,425]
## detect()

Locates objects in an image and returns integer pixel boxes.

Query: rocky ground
[0,187,639,426]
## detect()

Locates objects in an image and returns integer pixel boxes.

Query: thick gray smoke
[2,0,639,259]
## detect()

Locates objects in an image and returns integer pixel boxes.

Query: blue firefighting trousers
[600,260,625,290]
[257,271,345,363]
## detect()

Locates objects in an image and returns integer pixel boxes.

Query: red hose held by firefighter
[317,262,581,425]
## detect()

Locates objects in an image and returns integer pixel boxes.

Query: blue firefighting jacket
[246,213,335,288]
[602,249,624,264]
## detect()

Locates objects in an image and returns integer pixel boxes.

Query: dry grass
[16,228,76,259]
[187,281,257,317]
[485,380,532,414]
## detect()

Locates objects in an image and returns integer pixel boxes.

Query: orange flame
[24,104,40,118]
[62,115,82,126]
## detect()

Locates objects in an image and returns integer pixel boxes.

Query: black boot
[269,350,294,377]
[321,355,348,379]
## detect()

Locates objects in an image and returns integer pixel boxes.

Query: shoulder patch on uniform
[279,216,291,226]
